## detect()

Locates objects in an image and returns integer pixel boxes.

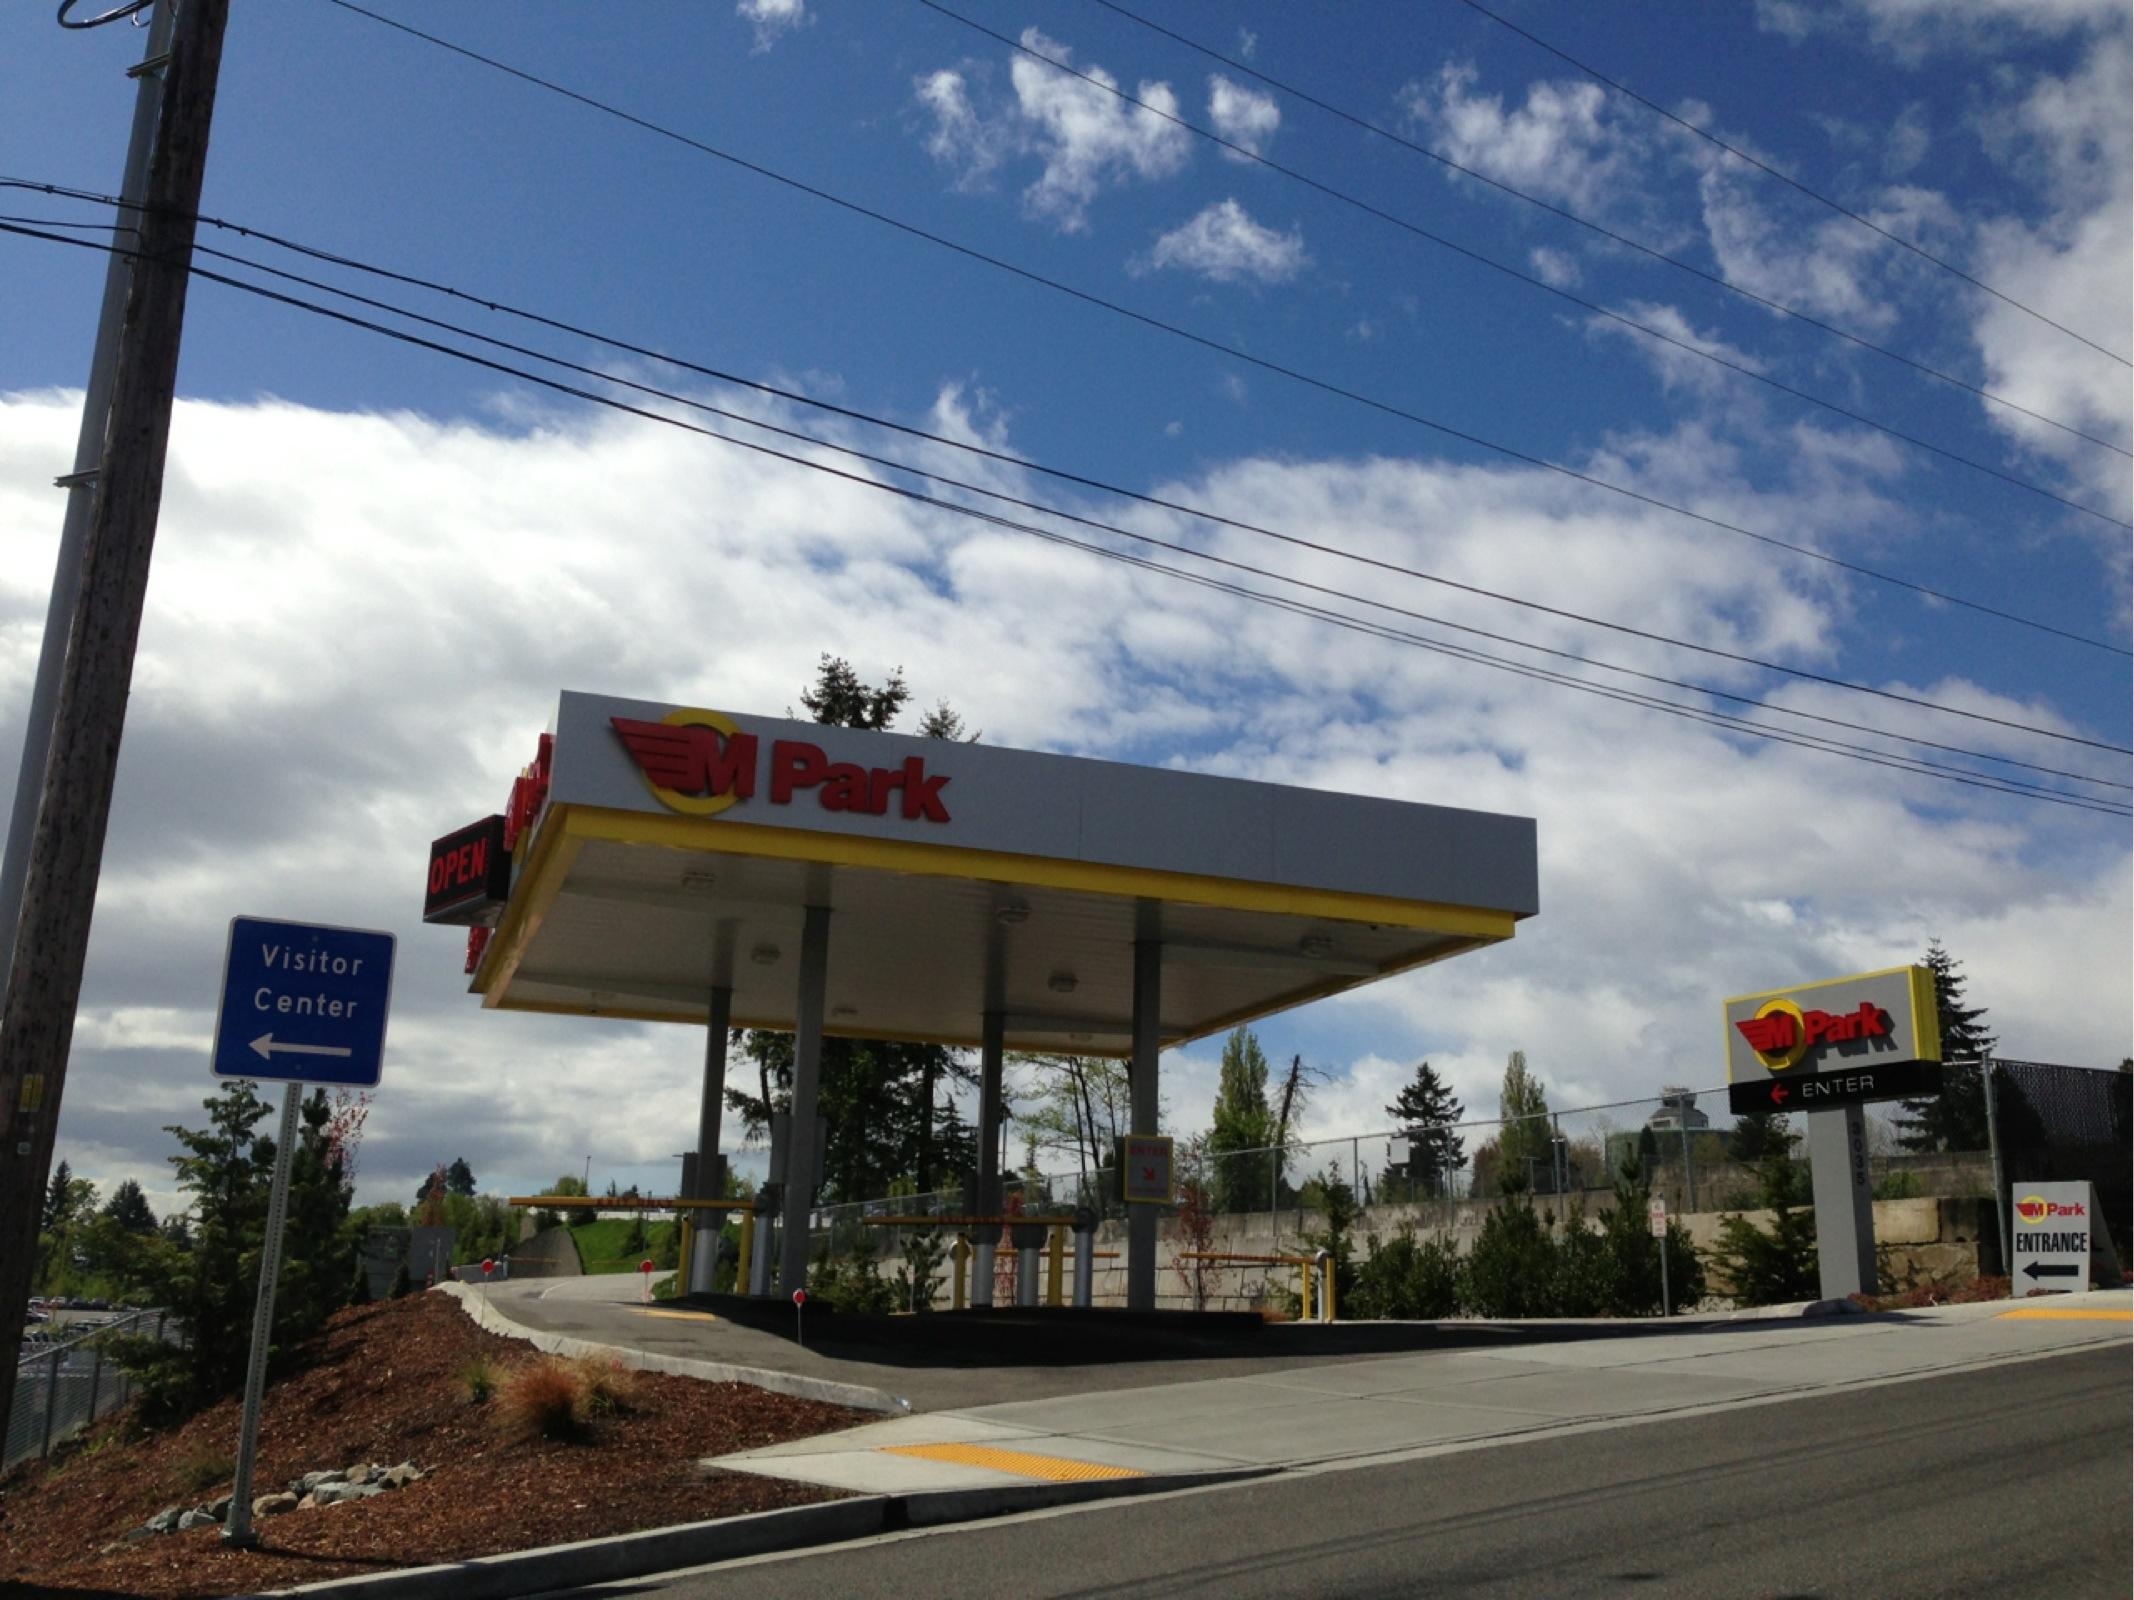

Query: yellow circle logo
[1747,999,1809,1071]
[611,708,748,816]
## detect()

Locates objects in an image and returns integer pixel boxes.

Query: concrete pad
[1229,1352,1564,1400]
[1378,1363,1782,1419]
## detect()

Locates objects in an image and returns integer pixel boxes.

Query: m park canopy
[428,692,1539,1308]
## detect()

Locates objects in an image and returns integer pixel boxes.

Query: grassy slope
[567,1217,679,1275]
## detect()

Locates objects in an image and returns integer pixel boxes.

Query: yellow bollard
[735,1209,754,1294]
[1321,1255,1337,1323]
[951,1234,971,1310]
[677,1218,694,1292]
[1297,1259,1312,1322]
[1046,1225,1065,1307]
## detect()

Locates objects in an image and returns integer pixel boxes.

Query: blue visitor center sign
[212,916,396,1088]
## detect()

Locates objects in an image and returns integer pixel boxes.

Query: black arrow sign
[2022,1261,2082,1280]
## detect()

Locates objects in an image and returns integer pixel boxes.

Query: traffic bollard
[1046,1225,1065,1307]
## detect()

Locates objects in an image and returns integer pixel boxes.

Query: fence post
[86,1344,103,1424]
[40,1347,60,1456]
[1679,1118,1697,1213]
[1981,1058,2009,1275]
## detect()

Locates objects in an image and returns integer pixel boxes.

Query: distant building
[1646,1086,1709,1133]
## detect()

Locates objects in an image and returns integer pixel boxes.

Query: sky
[2,0,2128,1218]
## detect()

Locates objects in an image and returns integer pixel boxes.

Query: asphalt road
[599,1346,2132,1599]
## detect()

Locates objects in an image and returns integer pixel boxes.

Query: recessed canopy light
[995,900,1032,926]
[832,1003,859,1018]
[1297,933,1335,959]
[1047,971,1078,994]
[749,942,781,966]
[680,870,719,892]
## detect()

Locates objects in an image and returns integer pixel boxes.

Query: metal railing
[7,1309,174,1472]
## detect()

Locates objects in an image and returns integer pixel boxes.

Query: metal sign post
[222,1084,301,1549]
[216,917,393,1550]
[1649,1197,1670,1317]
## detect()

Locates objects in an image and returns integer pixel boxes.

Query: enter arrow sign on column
[2022,1261,2082,1281]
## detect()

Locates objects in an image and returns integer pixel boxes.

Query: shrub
[390,1259,414,1299]
[900,1226,945,1312]
[1710,1153,1819,1306]
[1873,1169,1925,1201]
[1599,1160,1706,1316]
[461,1353,499,1404]
[174,1444,234,1495]
[571,1357,642,1417]
[497,1357,587,1440]
[1550,1211,1614,1317]
[1463,1195,1559,1318]
[1350,1225,1462,1320]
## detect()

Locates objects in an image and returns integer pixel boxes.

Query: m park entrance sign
[425,692,1540,1311]
[1723,965,1942,1301]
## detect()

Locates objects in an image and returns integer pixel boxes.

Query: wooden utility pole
[0,0,231,1433]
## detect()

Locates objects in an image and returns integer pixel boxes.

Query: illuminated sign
[612,711,952,823]
[422,815,511,926]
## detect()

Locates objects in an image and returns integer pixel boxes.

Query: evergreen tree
[728,659,974,1203]
[1727,1109,1792,1165]
[103,1177,158,1235]
[1896,941,1997,1153]
[1206,1027,1276,1214]
[1710,1151,1820,1305]
[445,1157,478,1197]
[1385,1060,1465,1198]
[43,1159,75,1232]
[1496,1051,1553,1193]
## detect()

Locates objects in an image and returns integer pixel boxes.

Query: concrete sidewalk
[704,1291,2132,1496]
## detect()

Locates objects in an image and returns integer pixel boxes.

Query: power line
[919,0,2127,529]
[9,216,2128,785]
[9,198,2129,765]
[10,203,2129,770]
[1083,0,2131,459]
[1448,0,2134,368]
[302,0,2131,657]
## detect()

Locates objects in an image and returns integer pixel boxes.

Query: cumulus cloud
[915,29,1192,231]
[736,0,805,53]
[1401,64,1651,218]
[1207,74,1280,157]
[2,379,2122,1218]
[1529,245,1581,287]
[1143,198,1308,284]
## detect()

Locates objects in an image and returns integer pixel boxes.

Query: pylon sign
[1722,965,1940,1117]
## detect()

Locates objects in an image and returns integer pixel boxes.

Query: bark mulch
[0,1291,865,1599]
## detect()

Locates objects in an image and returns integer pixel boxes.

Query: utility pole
[0,0,232,1434]
[0,0,176,996]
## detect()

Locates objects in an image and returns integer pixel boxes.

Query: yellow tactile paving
[1995,1306,2133,1321]
[637,1308,720,1321]
[878,1442,1145,1482]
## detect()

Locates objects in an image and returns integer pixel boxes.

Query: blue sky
[2,0,2127,1210]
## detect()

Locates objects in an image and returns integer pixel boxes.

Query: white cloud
[1587,299,1769,394]
[1529,245,1581,287]
[916,30,1193,232]
[1207,74,1280,158]
[2,382,2123,1218]
[1143,198,1308,284]
[736,0,805,53]
[1402,64,1650,217]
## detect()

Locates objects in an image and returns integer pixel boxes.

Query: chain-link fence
[7,1309,176,1472]
[779,1060,2126,1306]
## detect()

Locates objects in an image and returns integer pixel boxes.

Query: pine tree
[1727,1109,1792,1164]
[103,1177,158,1235]
[1206,1027,1275,1214]
[43,1159,75,1232]
[445,1157,478,1197]
[1896,941,1997,1153]
[1385,1060,1465,1199]
[1710,1151,1819,1305]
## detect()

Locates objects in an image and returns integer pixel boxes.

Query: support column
[778,905,830,1297]
[1128,935,1161,1312]
[1806,1104,1876,1301]
[973,1008,1005,1307]
[689,984,732,1294]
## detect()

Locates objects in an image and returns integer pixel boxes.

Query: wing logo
[612,710,758,817]
[1736,1013,1798,1055]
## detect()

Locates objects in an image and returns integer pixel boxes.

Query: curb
[439,1283,909,1415]
[240,1467,1275,1599]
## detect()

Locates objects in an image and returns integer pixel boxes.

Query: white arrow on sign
[249,1034,354,1062]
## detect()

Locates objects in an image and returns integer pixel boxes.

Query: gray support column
[690,985,733,1294]
[974,1008,1005,1307]
[1806,1104,1877,1301]
[1128,935,1161,1312]
[778,905,831,1297]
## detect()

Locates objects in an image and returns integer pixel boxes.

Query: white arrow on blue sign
[212,916,396,1087]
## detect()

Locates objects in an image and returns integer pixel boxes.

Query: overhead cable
[1084,0,2130,458]
[8,217,2129,783]
[296,2,2133,656]
[1448,0,2133,367]
[921,0,2126,527]
[8,197,2130,763]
